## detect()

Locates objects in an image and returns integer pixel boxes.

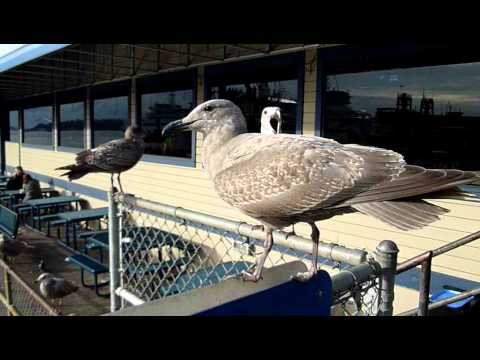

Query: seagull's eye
[204,105,213,112]
[264,111,267,115]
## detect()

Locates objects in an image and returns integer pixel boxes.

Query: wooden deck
[7,226,110,316]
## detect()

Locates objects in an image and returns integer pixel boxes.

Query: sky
[0,44,24,58]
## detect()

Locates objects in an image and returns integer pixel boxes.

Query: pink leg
[242,226,273,283]
[293,222,319,282]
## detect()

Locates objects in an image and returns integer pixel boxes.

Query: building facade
[1,44,480,313]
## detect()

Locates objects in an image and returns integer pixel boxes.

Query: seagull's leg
[117,173,124,194]
[59,298,63,315]
[293,222,319,283]
[242,226,273,282]
[285,224,297,238]
[110,174,115,191]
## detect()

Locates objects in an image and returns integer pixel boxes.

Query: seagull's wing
[82,139,144,172]
[52,278,78,298]
[213,134,405,222]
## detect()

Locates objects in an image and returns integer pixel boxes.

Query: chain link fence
[0,259,58,316]
[112,194,394,316]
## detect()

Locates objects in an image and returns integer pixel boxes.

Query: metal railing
[109,192,400,316]
[0,258,58,316]
[396,230,480,316]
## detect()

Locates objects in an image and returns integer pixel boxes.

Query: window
[324,61,480,171]
[93,96,129,147]
[207,53,304,134]
[59,102,85,149]
[141,90,194,158]
[8,111,19,143]
[23,106,53,146]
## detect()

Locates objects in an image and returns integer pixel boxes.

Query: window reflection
[325,62,480,170]
[141,90,193,158]
[93,96,129,147]
[210,80,298,134]
[59,102,85,148]
[9,111,19,143]
[23,106,52,146]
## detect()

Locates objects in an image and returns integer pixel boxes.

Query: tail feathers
[56,164,91,181]
[55,164,75,171]
[340,168,478,207]
[353,200,449,231]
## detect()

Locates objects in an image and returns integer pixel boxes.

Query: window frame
[136,69,197,168]
[204,52,305,135]
[315,44,480,174]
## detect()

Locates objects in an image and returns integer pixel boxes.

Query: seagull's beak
[161,117,196,137]
[269,110,282,134]
[275,110,282,133]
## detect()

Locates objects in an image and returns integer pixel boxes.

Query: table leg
[72,222,78,250]
[65,222,70,248]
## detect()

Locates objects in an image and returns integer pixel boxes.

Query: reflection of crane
[420,90,434,116]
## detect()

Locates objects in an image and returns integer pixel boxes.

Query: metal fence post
[418,251,433,316]
[108,190,120,313]
[374,240,399,316]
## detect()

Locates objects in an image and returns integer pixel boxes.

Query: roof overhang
[0,44,343,102]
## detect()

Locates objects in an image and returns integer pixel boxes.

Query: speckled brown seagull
[35,272,78,314]
[55,126,145,193]
[162,99,479,283]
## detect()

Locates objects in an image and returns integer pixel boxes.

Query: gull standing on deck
[55,126,146,193]
[35,272,78,314]
[162,99,479,283]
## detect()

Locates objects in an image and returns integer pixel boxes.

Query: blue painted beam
[0,44,71,73]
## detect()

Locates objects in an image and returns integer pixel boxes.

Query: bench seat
[65,254,109,297]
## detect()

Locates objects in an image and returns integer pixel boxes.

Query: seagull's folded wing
[213,135,405,220]
[89,139,143,172]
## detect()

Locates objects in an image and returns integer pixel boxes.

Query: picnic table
[0,187,58,208]
[50,207,108,250]
[16,195,82,228]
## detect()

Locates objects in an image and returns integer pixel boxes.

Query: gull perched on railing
[162,99,479,283]
[261,107,282,135]
[55,126,146,193]
[35,271,78,314]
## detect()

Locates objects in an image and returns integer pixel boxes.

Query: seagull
[162,99,479,283]
[0,237,35,263]
[261,107,282,134]
[55,126,146,193]
[35,273,78,314]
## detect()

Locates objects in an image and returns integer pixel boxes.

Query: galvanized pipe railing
[397,286,480,316]
[117,194,368,266]
[396,230,480,316]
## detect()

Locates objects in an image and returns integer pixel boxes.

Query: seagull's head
[261,107,282,134]
[125,125,146,140]
[35,273,51,283]
[162,99,247,137]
